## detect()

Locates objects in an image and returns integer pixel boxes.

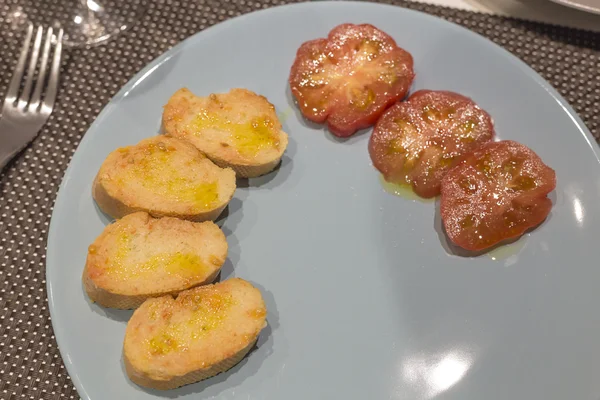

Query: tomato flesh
[289,23,414,137]
[369,90,495,198]
[440,140,556,251]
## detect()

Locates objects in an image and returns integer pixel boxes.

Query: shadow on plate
[214,198,244,281]
[219,227,241,281]
[83,280,133,322]
[236,154,294,191]
[215,196,245,237]
[214,258,236,282]
[125,282,280,398]
[93,201,114,226]
[215,197,244,226]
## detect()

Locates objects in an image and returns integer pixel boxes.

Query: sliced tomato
[440,140,556,251]
[289,23,414,137]
[368,90,495,198]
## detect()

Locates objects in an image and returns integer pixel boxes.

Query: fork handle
[0,118,32,171]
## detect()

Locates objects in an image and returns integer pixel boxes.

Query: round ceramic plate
[46,2,600,399]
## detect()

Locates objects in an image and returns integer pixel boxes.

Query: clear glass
[5,0,146,48]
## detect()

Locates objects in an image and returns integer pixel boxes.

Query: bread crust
[83,212,227,309]
[123,278,267,390]
[163,88,289,178]
[124,338,257,390]
[93,136,236,222]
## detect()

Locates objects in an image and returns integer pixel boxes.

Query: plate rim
[45,1,600,399]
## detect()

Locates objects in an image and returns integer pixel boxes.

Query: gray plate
[46,2,600,399]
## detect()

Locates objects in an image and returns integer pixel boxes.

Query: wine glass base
[5,0,146,48]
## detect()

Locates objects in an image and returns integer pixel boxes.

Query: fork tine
[18,25,43,109]
[42,28,63,112]
[30,27,53,109]
[5,24,33,105]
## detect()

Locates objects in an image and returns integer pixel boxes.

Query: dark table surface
[0,0,598,398]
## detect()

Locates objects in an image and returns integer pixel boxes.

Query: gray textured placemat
[0,0,598,398]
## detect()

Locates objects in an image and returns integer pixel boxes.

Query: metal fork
[0,24,63,170]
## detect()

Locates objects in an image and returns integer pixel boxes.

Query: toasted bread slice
[93,136,236,222]
[83,212,228,309]
[123,278,267,390]
[162,88,289,178]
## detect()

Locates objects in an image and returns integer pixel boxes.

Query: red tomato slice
[440,140,556,251]
[368,90,495,198]
[289,23,414,137]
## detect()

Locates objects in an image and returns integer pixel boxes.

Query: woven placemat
[0,0,598,398]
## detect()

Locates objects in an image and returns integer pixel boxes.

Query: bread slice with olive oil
[83,212,228,309]
[123,278,267,390]
[162,88,289,178]
[93,136,236,222]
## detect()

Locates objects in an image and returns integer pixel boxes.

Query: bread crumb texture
[123,278,267,389]
[93,136,236,221]
[163,88,288,177]
[83,212,227,307]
